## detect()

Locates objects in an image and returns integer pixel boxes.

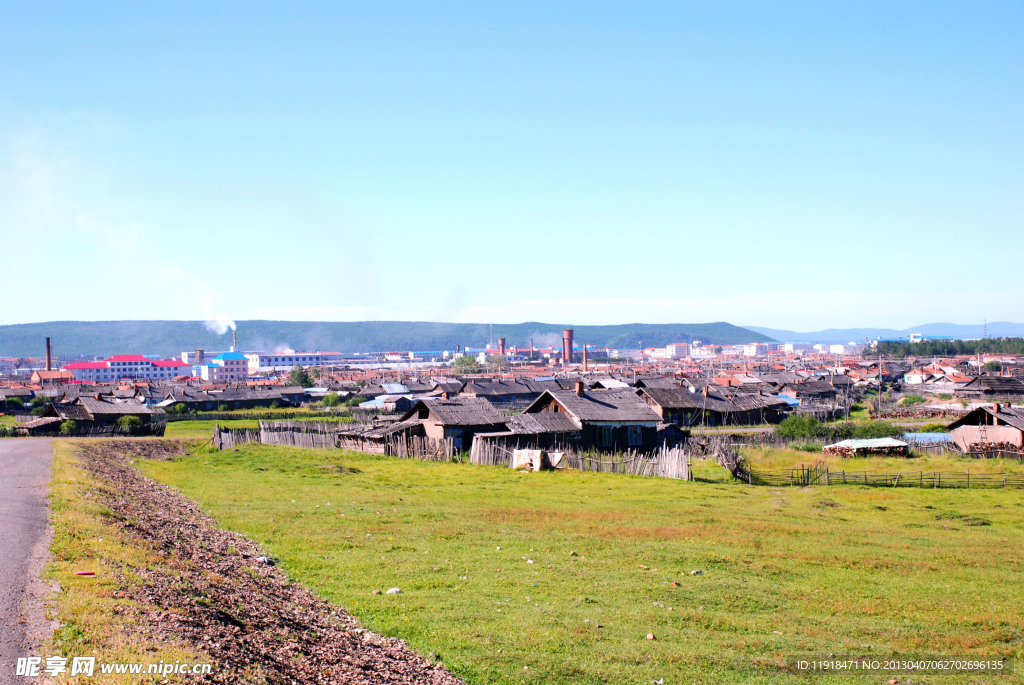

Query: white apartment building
[63,355,193,382]
[246,352,323,372]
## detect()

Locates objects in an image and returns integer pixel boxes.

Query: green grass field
[142,444,1024,684]
[163,419,258,439]
[164,414,353,439]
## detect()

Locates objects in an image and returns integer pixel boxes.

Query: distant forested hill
[0,320,773,358]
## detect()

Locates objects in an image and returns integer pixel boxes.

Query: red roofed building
[62,356,195,383]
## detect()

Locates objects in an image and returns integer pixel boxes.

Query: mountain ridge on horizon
[746,322,1024,344]
[0,319,772,358]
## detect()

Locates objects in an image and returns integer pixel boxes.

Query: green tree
[290,364,313,388]
[59,420,77,436]
[486,354,510,372]
[322,392,341,407]
[4,396,24,409]
[984,361,1001,373]
[453,355,480,373]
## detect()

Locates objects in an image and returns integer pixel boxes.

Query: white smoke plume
[274,343,295,354]
[530,332,563,349]
[203,315,236,336]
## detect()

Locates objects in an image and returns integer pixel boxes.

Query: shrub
[937,393,952,400]
[59,420,77,436]
[116,415,143,435]
[5,396,24,409]
[918,422,949,433]
[774,415,823,440]
[791,441,823,452]
[30,406,46,417]
[170,402,189,415]
[270,401,280,409]
[322,392,341,407]
[775,415,903,442]
[217,403,229,412]
[899,394,927,406]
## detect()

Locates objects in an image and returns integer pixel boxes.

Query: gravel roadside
[72,440,464,685]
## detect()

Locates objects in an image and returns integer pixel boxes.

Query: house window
[598,426,613,447]
[627,425,643,446]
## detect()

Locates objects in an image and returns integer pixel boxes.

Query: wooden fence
[955,447,1024,461]
[2,421,167,439]
[166,411,351,423]
[739,460,1024,489]
[213,422,456,461]
[871,407,966,420]
[384,434,456,461]
[469,437,691,480]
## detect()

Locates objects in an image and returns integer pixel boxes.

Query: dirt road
[0,439,53,684]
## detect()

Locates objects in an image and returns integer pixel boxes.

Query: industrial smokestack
[232,329,238,352]
[562,329,574,366]
[529,338,533,360]
[498,337,506,356]
[45,337,52,372]
[583,344,588,372]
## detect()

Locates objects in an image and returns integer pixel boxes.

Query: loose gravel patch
[74,440,463,685]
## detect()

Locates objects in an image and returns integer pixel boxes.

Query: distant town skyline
[2,1,1021,329]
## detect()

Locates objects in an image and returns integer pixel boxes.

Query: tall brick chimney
[562,329,574,366]
[45,337,52,372]
[498,337,506,356]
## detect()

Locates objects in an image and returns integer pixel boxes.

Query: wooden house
[956,377,1024,399]
[522,386,662,451]
[638,387,789,427]
[399,397,508,450]
[41,396,165,427]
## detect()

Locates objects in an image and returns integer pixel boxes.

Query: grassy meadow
[163,419,258,439]
[141,444,1024,684]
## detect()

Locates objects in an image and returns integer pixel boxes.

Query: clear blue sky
[2,1,1021,331]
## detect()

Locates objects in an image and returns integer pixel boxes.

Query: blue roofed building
[199,351,249,382]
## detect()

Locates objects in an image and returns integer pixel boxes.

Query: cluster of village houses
[3,339,1023,452]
